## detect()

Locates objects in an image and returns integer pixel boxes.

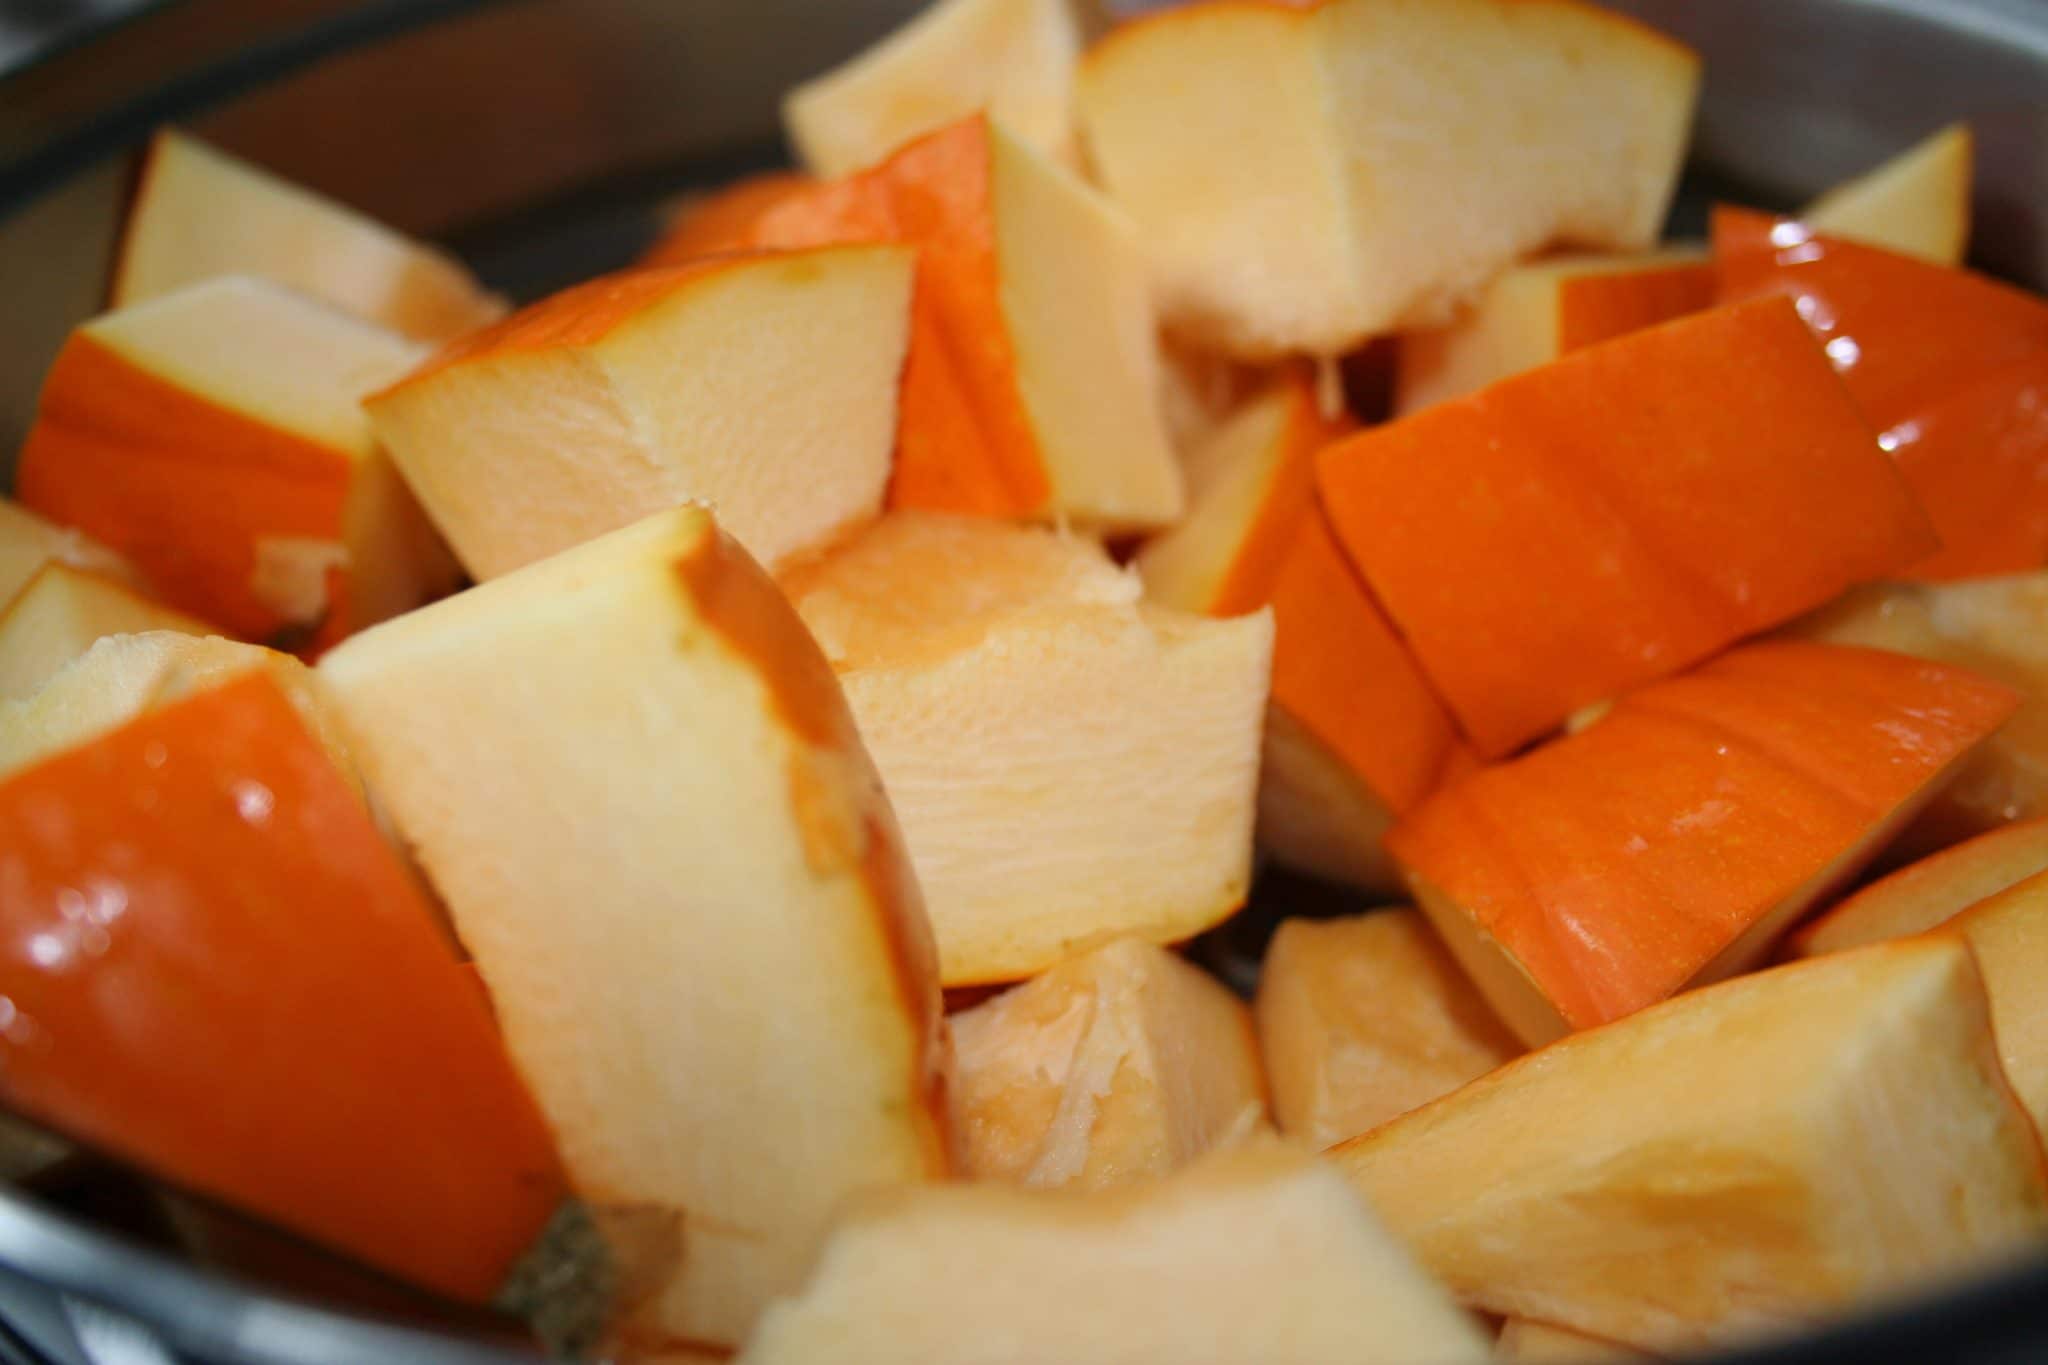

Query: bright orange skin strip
[389,257,742,391]
[1202,372,1470,813]
[1317,297,1938,758]
[1270,505,1474,814]
[16,335,350,642]
[635,116,1050,520]
[0,673,567,1304]
[1209,371,1349,617]
[1715,207,2048,580]
[1389,642,2019,1032]
[1556,258,1714,353]
[672,530,953,1171]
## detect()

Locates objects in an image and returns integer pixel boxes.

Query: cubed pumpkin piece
[1394,246,1712,413]
[1075,0,1698,356]
[1319,298,1938,756]
[1716,207,2048,580]
[1255,911,1520,1148]
[111,129,504,343]
[1392,642,2018,1045]
[0,671,565,1306]
[784,512,1272,986]
[1801,123,1972,266]
[951,938,1266,1190]
[1330,938,2048,1353]
[784,0,1085,177]
[17,277,458,646]
[1790,817,2048,959]
[1789,574,2048,856]
[366,246,913,581]
[739,1144,1491,1365]
[317,507,952,1351]
[0,499,137,607]
[0,630,352,785]
[1139,375,1469,887]
[1497,1320,1656,1362]
[0,563,207,700]
[644,116,1183,531]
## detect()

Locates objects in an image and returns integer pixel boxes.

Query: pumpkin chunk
[17,277,456,645]
[951,938,1266,1190]
[1256,911,1519,1147]
[1330,939,2048,1353]
[367,246,914,580]
[318,507,952,1351]
[1716,207,2048,580]
[784,512,1272,986]
[1139,374,1468,887]
[1075,0,1697,355]
[643,116,1182,531]
[1390,641,2017,1043]
[740,1144,1490,1365]
[1319,298,1937,756]
[0,671,564,1305]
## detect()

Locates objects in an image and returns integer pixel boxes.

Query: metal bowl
[2,1,2047,1359]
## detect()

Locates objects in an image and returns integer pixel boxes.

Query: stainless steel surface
[1,1,2047,1360]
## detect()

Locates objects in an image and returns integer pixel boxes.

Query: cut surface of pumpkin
[1256,911,1520,1148]
[1800,122,1972,266]
[785,512,1272,986]
[1791,816,2048,959]
[783,0,1085,177]
[111,129,506,344]
[646,116,1182,532]
[739,1143,1491,1365]
[0,499,139,608]
[367,246,914,581]
[951,938,1266,1190]
[0,631,351,783]
[1330,938,2048,1353]
[1075,0,1698,355]
[0,563,208,700]
[318,507,953,1351]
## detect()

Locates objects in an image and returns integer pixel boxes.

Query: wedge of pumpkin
[0,670,566,1309]
[1390,641,2018,1045]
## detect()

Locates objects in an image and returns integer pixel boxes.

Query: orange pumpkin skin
[1555,256,1714,352]
[0,672,566,1305]
[16,334,349,643]
[1269,505,1473,816]
[631,116,1051,521]
[1316,296,1938,758]
[1715,207,2048,581]
[1388,642,2020,1035]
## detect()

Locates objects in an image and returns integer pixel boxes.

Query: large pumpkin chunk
[1390,642,2017,1044]
[1330,939,2048,1353]
[1319,298,1937,756]
[317,507,953,1352]
[0,671,564,1306]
